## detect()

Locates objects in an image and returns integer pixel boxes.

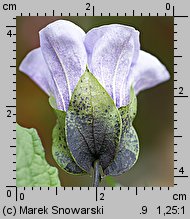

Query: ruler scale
[0,0,189,218]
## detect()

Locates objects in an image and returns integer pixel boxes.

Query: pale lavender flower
[19,20,170,110]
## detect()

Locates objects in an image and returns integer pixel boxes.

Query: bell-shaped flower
[19,20,170,183]
[20,20,169,111]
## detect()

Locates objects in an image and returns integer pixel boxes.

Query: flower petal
[85,24,140,107]
[19,48,54,95]
[40,20,87,111]
[128,50,170,98]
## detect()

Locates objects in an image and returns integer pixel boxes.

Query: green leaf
[49,96,86,175]
[105,176,122,187]
[16,124,61,187]
[66,69,122,173]
[104,87,139,176]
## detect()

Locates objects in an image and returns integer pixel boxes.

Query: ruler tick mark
[174,15,188,18]
[174,95,188,98]
[174,175,188,178]
[6,105,16,108]
[135,187,138,195]
[174,55,182,58]
[95,187,98,201]
[6,26,16,28]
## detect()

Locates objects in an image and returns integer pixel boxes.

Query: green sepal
[125,85,137,121]
[104,87,139,176]
[66,69,122,173]
[49,96,86,175]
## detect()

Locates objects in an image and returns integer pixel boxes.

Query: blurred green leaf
[66,69,122,173]
[105,176,121,187]
[49,96,86,175]
[105,87,139,176]
[16,123,61,187]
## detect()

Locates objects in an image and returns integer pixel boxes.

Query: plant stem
[93,160,101,187]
